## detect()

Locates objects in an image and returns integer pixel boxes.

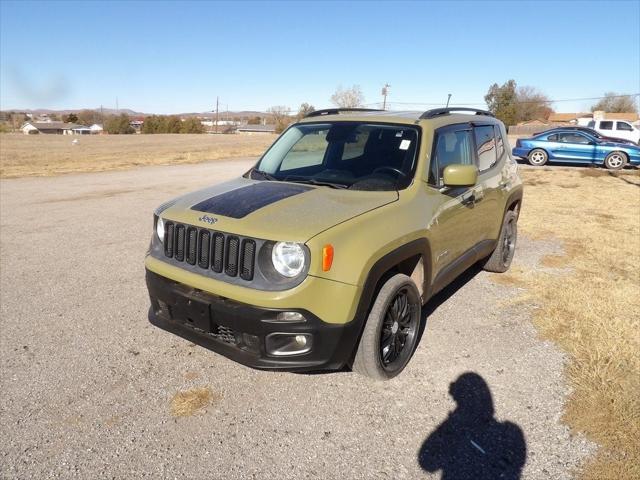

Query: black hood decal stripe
[191,182,312,219]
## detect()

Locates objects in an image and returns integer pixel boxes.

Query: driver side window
[558,132,589,144]
[430,129,474,184]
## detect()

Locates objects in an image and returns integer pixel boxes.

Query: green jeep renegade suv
[145,107,523,380]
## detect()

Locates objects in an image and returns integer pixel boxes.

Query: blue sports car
[512,129,640,170]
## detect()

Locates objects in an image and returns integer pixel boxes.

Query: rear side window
[599,121,613,130]
[616,122,633,131]
[474,126,497,172]
[430,128,474,183]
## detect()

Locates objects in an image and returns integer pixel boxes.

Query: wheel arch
[347,238,432,362]
[603,150,629,165]
[503,187,524,221]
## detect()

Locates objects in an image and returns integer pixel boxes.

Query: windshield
[251,122,420,191]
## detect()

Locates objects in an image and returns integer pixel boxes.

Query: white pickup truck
[588,119,640,145]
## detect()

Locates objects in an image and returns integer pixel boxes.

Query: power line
[365,93,640,108]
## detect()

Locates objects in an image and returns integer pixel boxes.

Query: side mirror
[442,164,478,187]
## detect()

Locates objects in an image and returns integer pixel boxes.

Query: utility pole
[215,96,219,134]
[446,94,452,107]
[116,97,119,113]
[381,84,391,110]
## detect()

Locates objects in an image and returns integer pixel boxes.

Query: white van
[587,119,640,145]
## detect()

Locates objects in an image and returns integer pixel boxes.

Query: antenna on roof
[446,94,452,107]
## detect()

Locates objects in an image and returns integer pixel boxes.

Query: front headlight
[156,216,165,243]
[271,242,305,277]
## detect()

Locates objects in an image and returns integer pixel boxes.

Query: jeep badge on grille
[198,215,218,225]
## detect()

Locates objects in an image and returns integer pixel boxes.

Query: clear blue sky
[1,0,639,114]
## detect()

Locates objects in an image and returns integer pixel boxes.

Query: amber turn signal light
[322,244,334,271]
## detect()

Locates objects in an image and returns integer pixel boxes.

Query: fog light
[265,333,313,356]
[276,311,306,323]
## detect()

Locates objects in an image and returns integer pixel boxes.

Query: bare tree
[296,102,316,120]
[591,93,639,113]
[77,109,103,126]
[330,85,365,108]
[10,112,28,132]
[267,106,292,133]
[515,86,553,122]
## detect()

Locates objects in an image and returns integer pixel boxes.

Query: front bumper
[146,269,362,371]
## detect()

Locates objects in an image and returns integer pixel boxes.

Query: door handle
[461,193,476,206]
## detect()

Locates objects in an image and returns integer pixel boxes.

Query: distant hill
[2,108,270,118]
[5,107,145,116]
[176,111,270,119]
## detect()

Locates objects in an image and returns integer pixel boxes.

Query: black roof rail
[305,108,384,118]
[420,107,495,119]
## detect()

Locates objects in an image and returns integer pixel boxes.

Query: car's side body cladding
[354,238,432,318]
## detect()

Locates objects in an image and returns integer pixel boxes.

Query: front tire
[528,148,548,166]
[352,274,422,380]
[604,151,626,170]
[483,210,518,273]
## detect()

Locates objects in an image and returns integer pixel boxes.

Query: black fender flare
[503,186,524,220]
[353,238,432,328]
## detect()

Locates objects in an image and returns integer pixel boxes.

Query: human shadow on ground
[418,372,527,480]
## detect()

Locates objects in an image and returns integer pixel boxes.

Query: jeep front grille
[163,222,256,282]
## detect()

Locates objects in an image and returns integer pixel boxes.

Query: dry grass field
[0,133,276,178]
[496,167,640,479]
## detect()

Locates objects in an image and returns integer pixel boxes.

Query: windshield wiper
[251,168,279,181]
[282,177,349,189]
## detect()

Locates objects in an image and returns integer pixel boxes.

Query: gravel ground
[0,159,594,479]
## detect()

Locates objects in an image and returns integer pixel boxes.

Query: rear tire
[483,210,518,273]
[604,151,626,170]
[352,274,421,381]
[528,148,548,166]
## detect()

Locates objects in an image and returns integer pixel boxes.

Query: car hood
[159,177,399,242]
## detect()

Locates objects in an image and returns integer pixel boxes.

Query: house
[516,119,548,126]
[130,116,145,132]
[90,124,104,134]
[21,121,89,135]
[236,124,276,134]
[71,126,92,135]
[598,111,639,123]
[547,113,590,124]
